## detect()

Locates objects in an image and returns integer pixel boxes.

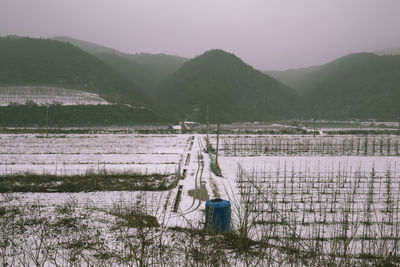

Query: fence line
[223,135,400,156]
[235,163,400,259]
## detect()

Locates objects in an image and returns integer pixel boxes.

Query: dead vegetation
[0,172,178,192]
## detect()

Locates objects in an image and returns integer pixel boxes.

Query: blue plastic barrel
[205,198,231,232]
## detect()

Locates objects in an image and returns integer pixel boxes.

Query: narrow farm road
[168,135,216,228]
[167,134,242,229]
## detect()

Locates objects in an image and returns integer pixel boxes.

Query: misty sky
[1,0,400,70]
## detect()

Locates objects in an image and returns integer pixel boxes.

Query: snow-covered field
[0,134,187,175]
[0,86,109,106]
[1,132,400,265]
[215,134,400,262]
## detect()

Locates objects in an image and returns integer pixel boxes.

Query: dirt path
[169,136,209,226]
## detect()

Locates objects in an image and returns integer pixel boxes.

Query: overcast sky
[1,0,400,70]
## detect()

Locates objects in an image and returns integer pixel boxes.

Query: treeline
[0,104,163,127]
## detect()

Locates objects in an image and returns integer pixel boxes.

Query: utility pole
[216,119,220,164]
[46,104,49,136]
[206,104,209,141]
[313,118,316,137]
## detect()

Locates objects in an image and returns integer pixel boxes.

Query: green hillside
[94,53,165,97]
[6,36,399,123]
[156,49,297,122]
[0,36,146,105]
[54,36,188,94]
[264,65,321,89]
[127,53,187,76]
[53,36,121,54]
[300,53,400,120]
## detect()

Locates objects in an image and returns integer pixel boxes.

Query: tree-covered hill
[127,53,187,77]
[155,49,298,122]
[299,53,400,120]
[53,36,188,94]
[52,36,122,55]
[264,65,321,89]
[93,53,167,98]
[0,36,146,105]
[4,36,400,123]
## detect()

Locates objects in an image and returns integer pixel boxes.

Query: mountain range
[265,53,400,120]
[1,35,400,123]
[53,36,187,96]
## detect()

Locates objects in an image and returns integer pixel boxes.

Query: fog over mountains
[1,35,400,123]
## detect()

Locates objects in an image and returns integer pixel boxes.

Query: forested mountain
[52,36,121,54]
[156,49,297,122]
[127,53,187,76]
[374,47,400,56]
[93,53,165,97]
[3,36,400,123]
[53,36,188,72]
[264,65,321,89]
[299,53,400,120]
[53,36,188,94]
[0,36,146,105]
